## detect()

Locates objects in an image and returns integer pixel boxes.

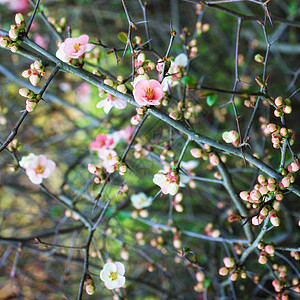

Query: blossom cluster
[22,60,46,87]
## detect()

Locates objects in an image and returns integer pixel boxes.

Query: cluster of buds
[272,265,289,299]
[260,116,270,136]
[273,96,292,117]
[194,271,206,293]
[204,223,220,238]
[195,20,210,37]
[105,156,127,176]
[150,235,165,251]
[244,96,257,108]
[118,184,128,197]
[47,16,66,33]
[222,130,240,147]
[19,88,42,112]
[169,101,195,121]
[172,227,182,249]
[173,193,184,213]
[120,245,129,261]
[257,241,275,264]
[290,250,300,260]
[190,147,209,161]
[84,275,95,295]
[185,38,198,59]
[22,61,46,86]
[0,13,26,53]
[102,76,127,95]
[131,106,147,125]
[134,52,155,75]
[8,139,23,151]
[159,142,174,161]
[133,137,148,159]
[267,123,294,148]
[87,163,106,184]
[219,257,247,281]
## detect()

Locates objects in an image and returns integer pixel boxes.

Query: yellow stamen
[35,164,44,174]
[145,87,155,100]
[74,43,80,52]
[109,272,117,281]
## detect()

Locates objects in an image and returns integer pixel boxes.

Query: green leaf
[181,75,197,88]
[118,32,128,44]
[206,93,217,106]
[204,278,211,288]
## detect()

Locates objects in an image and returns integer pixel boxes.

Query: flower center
[35,164,44,174]
[145,87,155,100]
[109,272,117,281]
[74,43,81,52]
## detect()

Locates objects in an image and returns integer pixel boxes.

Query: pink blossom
[96,93,127,114]
[90,133,115,151]
[56,35,95,63]
[33,34,49,50]
[1,0,29,11]
[133,79,164,106]
[98,149,118,170]
[116,126,135,143]
[153,170,180,196]
[76,82,91,103]
[19,153,56,185]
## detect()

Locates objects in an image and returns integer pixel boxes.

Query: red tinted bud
[26,98,38,112]
[223,257,236,268]
[9,25,19,41]
[22,69,32,78]
[257,174,267,185]
[19,88,34,98]
[274,96,284,107]
[0,36,12,48]
[209,153,219,166]
[15,13,26,29]
[240,191,250,201]
[283,105,292,114]
[29,71,41,86]
[219,267,229,276]
[288,162,300,173]
[269,210,280,227]
[264,245,275,255]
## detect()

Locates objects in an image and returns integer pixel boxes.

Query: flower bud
[257,174,267,185]
[169,111,182,120]
[190,148,202,158]
[223,257,236,268]
[274,96,284,107]
[272,280,282,293]
[19,88,35,98]
[22,69,32,78]
[283,105,292,114]
[117,84,127,94]
[279,177,290,189]
[85,275,95,295]
[29,71,41,86]
[288,162,299,173]
[10,43,19,53]
[264,245,275,255]
[239,191,250,201]
[258,252,268,264]
[0,36,12,48]
[274,108,283,117]
[15,13,26,29]
[269,210,280,227]
[228,215,242,223]
[252,215,264,226]
[209,153,219,166]
[103,79,114,87]
[9,25,19,41]
[230,271,239,281]
[250,189,262,202]
[254,54,264,63]
[33,60,45,73]
[218,267,229,276]
[26,98,38,112]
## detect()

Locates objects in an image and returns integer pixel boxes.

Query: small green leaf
[118,32,128,44]
[206,93,217,106]
[204,278,211,288]
[182,75,197,88]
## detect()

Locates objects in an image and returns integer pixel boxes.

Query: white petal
[115,275,126,288]
[168,183,179,196]
[115,262,125,275]
[105,280,118,290]
[174,53,188,67]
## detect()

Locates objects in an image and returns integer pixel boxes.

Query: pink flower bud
[29,71,41,86]
[228,215,242,223]
[259,185,269,195]
[84,275,95,295]
[258,252,268,264]
[15,13,25,29]
[250,189,262,202]
[267,183,277,192]
[33,60,45,73]
[283,105,292,114]
[275,192,283,201]
[230,271,239,281]
[269,210,280,227]
[87,163,97,174]
[19,88,34,98]
[223,257,236,268]
[257,174,267,185]
[137,67,145,75]
[272,280,282,293]
[268,177,277,184]
[279,177,290,189]
[218,267,229,276]
[117,84,127,94]
[104,79,114,87]
[22,69,32,78]
[9,25,19,41]
[239,191,250,201]
[190,148,202,158]
[274,96,284,107]
[274,108,283,117]
[264,245,275,255]
[260,206,270,217]
[10,43,19,53]
[26,98,38,112]
[279,127,288,137]
[209,153,219,166]
[287,162,300,173]
[0,36,12,48]
[252,215,264,226]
